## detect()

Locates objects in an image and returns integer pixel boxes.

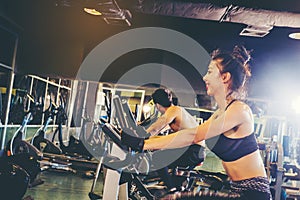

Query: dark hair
[211,45,252,99]
[152,88,172,107]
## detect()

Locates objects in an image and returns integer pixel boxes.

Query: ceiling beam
[133,0,300,36]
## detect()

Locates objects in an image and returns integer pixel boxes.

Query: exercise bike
[79,110,108,160]
[106,96,238,200]
[0,156,31,200]
[5,94,43,187]
[37,98,99,173]
[31,101,62,154]
[6,94,42,160]
[51,102,94,160]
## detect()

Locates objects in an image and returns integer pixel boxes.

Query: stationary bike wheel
[8,153,41,184]
[0,159,30,200]
[11,140,41,183]
[13,140,31,155]
[12,140,42,160]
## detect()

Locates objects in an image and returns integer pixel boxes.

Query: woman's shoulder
[229,100,253,118]
[232,100,250,109]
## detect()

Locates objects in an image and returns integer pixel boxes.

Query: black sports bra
[205,100,258,162]
[206,133,258,162]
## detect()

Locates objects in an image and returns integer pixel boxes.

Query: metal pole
[67,80,78,132]
[1,36,18,150]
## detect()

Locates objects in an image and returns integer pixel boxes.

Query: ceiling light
[289,32,300,40]
[84,8,102,16]
[240,25,273,37]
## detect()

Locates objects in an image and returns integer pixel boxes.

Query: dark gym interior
[0,1,300,200]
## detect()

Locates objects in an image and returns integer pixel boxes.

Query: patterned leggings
[230,176,272,200]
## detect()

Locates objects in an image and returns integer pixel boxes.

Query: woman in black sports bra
[122,45,272,199]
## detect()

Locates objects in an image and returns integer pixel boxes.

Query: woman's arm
[144,127,197,150]
[144,102,252,150]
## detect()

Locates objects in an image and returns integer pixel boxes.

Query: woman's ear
[222,72,231,83]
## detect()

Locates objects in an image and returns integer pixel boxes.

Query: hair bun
[232,45,251,66]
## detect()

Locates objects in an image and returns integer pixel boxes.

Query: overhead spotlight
[84,8,102,16]
[289,32,300,40]
[83,0,132,26]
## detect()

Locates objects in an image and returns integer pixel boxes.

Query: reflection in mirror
[0,67,11,125]
[0,73,73,151]
[7,74,72,126]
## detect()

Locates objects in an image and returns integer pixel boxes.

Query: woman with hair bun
[122,45,272,199]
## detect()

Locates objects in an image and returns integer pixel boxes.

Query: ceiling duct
[133,0,300,37]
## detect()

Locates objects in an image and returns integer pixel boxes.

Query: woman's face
[203,60,224,96]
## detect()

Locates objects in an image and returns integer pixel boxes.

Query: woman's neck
[214,90,234,111]
[214,94,226,111]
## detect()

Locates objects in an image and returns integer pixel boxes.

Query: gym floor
[24,171,104,200]
[21,152,300,200]
[23,151,224,200]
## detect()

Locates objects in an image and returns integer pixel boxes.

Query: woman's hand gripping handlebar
[121,126,150,153]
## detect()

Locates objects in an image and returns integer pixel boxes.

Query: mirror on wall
[0,73,73,150]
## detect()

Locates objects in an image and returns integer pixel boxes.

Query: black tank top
[205,100,258,162]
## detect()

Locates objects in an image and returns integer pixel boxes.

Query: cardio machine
[36,97,99,173]
[86,94,154,200]
[6,94,43,160]
[31,101,62,154]
[100,95,241,200]
[5,94,44,188]
[51,101,94,160]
